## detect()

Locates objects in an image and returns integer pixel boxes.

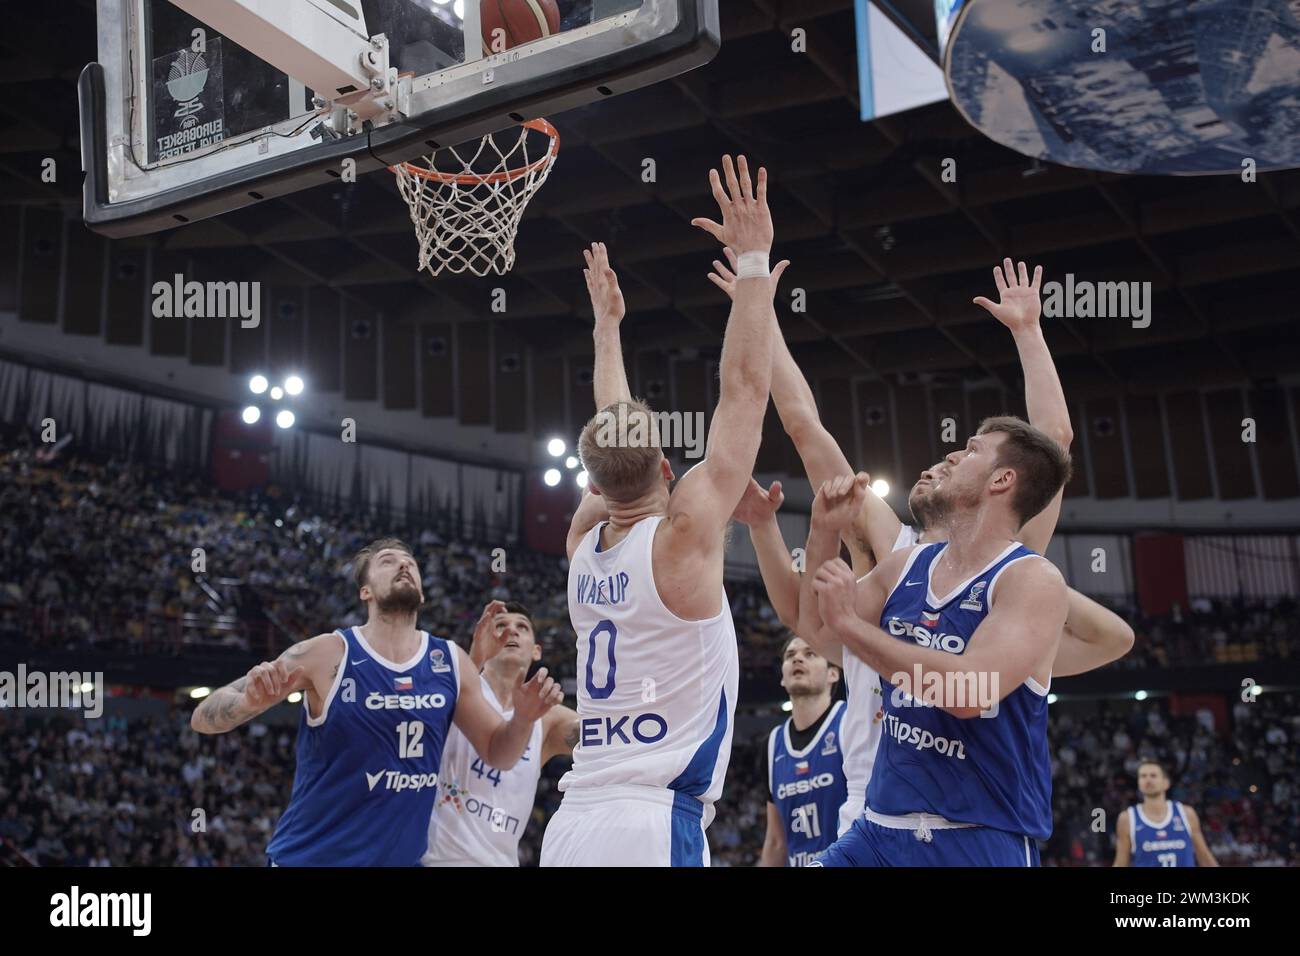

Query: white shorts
[540,785,710,867]
[838,787,866,837]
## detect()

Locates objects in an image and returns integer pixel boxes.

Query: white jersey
[423,680,544,867]
[563,515,739,817]
[837,523,920,834]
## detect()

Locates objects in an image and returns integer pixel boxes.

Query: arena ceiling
[3,1,1299,470]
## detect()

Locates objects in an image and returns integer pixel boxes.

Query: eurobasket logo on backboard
[153,38,225,161]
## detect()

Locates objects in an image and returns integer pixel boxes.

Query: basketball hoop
[390,118,560,277]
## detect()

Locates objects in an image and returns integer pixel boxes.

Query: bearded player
[712,254,1134,837]
[192,538,562,866]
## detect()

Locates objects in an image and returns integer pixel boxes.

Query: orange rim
[390,118,560,185]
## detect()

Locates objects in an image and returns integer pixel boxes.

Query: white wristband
[736,251,770,279]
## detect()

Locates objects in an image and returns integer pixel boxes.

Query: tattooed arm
[190,632,343,734]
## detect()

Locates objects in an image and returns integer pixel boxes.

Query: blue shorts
[812,816,1039,867]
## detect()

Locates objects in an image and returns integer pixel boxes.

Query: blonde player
[424,600,578,867]
[539,156,777,866]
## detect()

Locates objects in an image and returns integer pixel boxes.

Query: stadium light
[871,478,890,497]
[565,456,579,470]
[270,386,284,400]
[79,681,94,693]
[1047,693,1058,705]
[242,406,261,425]
[249,374,268,394]
[1250,684,1263,698]
[284,375,304,396]
[547,438,566,458]
[576,471,589,489]
[780,700,793,713]
[287,691,303,704]
[276,410,296,429]
[543,468,561,487]
[1134,690,1148,701]
[190,687,211,700]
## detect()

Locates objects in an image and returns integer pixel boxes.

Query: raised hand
[973,258,1043,334]
[583,242,625,328]
[731,477,784,527]
[708,246,790,301]
[469,599,509,669]
[812,558,860,634]
[511,666,564,722]
[690,155,774,256]
[811,472,871,536]
[242,658,303,711]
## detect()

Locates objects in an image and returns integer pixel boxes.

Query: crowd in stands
[1112,598,1296,669]
[0,710,293,867]
[1043,693,1298,866]
[1,429,1296,866]
[6,689,1293,867]
[0,430,791,692]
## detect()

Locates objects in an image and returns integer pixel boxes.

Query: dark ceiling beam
[741,2,1013,388]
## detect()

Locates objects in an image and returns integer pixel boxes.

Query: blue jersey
[866,542,1054,840]
[768,700,848,866]
[1129,802,1197,867]
[267,628,460,866]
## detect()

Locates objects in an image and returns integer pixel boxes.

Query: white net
[392,119,560,277]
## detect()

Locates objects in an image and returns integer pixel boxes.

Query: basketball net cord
[391,119,560,277]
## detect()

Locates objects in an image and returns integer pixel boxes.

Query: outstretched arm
[975,259,1073,450]
[468,600,508,671]
[190,633,337,734]
[709,249,876,576]
[854,486,906,570]
[584,242,632,410]
[974,259,1072,553]
[1053,590,1135,677]
[665,156,776,548]
[796,473,871,662]
[452,645,563,770]
[733,477,801,634]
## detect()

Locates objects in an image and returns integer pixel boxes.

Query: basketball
[481,0,561,56]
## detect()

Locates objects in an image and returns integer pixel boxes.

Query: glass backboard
[80,0,719,237]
